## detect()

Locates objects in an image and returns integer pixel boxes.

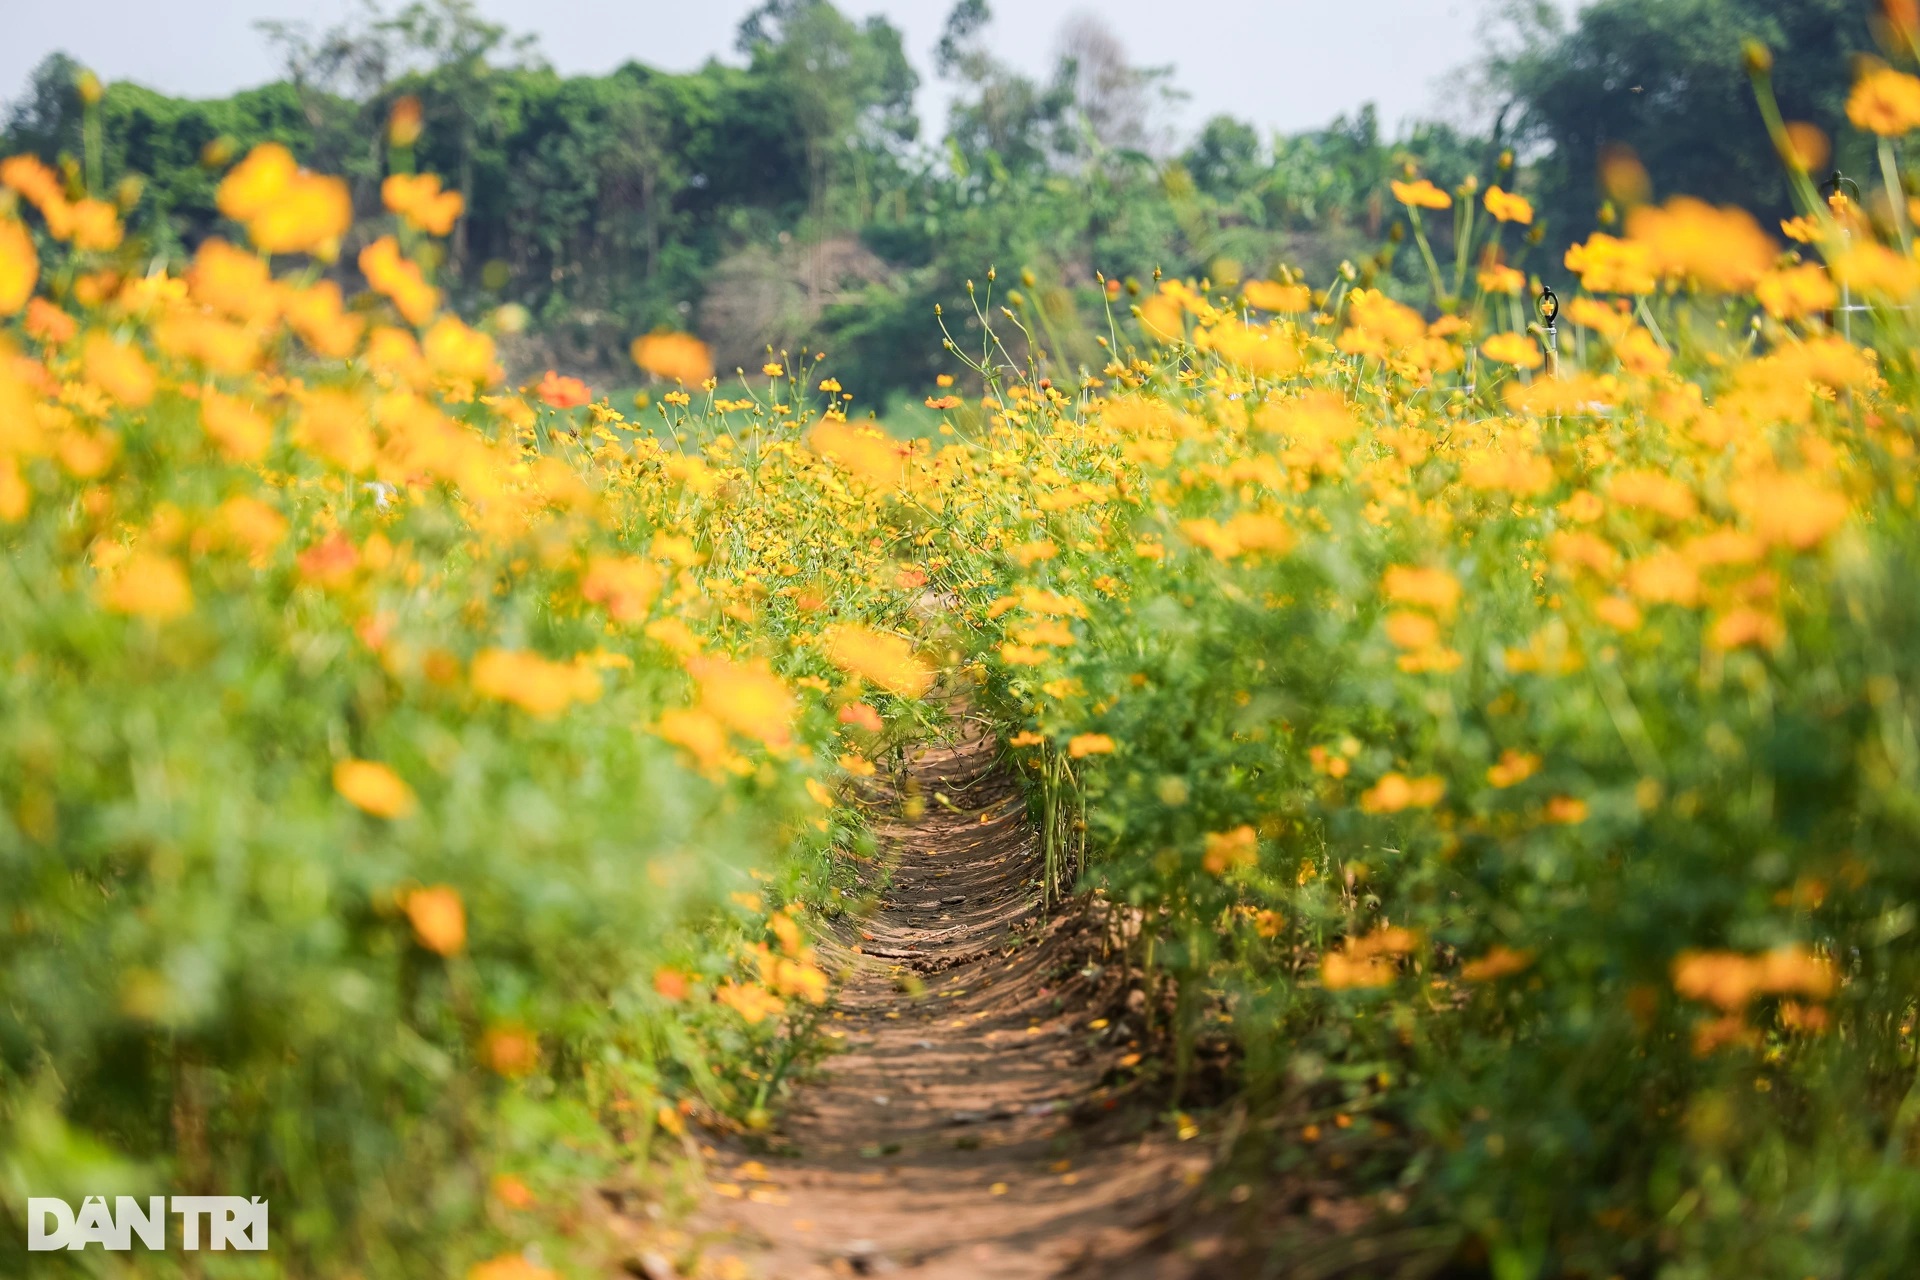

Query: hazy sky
[2,0,1536,141]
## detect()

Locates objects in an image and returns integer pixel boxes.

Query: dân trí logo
[27,1197,269,1251]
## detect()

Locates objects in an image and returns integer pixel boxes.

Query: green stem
[1409,210,1448,308]
[1880,136,1912,256]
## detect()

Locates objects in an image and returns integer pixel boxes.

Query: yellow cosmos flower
[1391,178,1451,210]
[404,885,466,956]
[1847,63,1920,136]
[821,624,935,699]
[99,552,193,619]
[1483,185,1533,224]
[333,759,417,819]
[1481,331,1543,369]
[631,332,715,384]
[0,218,37,315]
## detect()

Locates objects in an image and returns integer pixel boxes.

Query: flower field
[5,44,1920,1280]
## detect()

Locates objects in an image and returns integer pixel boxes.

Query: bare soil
[687,718,1218,1279]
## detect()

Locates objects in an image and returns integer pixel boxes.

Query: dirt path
[689,718,1212,1279]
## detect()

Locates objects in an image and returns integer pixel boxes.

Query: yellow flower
[632,332,715,384]
[0,218,37,315]
[1626,198,1774,292]
[1847,63,1920,136]
[1461,945,1533,982]
[1730,472,1850,550]
[1202,825,1257,875]
[1564,233,1656,295]
[1381,565,1461,617]
[472,649,603,718]
[690,655,797,752]
[82,332,157,407]
[1242,279,1310,312]
[1486,750,1540,788]
[1391,178,1452,210]
[100,552,192,619]
[581,556,663,623]
[468,1255,556,1280]
[333,759,417,819]
[822,624,934,698]
[1359,772,1446,814]
[1476,262,1524,295]
[381,172,464,237]
[1755,264,1837,320]
[1067,733,1115,758]
[421,315,497,384]
[1481,331,1543,369]
[404,885,466,956]
[1483,185,1533,224]
[359,236,439,326]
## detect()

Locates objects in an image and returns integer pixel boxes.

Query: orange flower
[1486,750,1540,788]
[404,885,467,956]
[1730,472,1849,550]
[1564,233,1656,295]
[838,701,884,734]
[481,1024,540,1077]
[690,655,797,752]
[1242,279,1310,312]
[388,97,425,149]
[1381,565,1461,617]
[25,298,76,345]
[0,218,37,315]
[422,315,497,384]
[821,624,934,698]
[1481,331,1543,369]
[1390,178,1452,210]
[490,1175,536,1210]
[382,171,464,237]
[1608,469,1697,522]
[1755,264,1838,321]
[1201,825,1257,875]
[1067,733,1115,758]
[1,154,64,214]
[580,556,662,623]
[631,331,714,384]
[535,369,591,408]
[100,553,192,619]
[1847,63,1920,136]
[359,236,439,326]
[333,759,417,818]
[1359,772,1446,814]
[468,1255,556,1280]
[282,280,365,358]
[1483,185,1533,224]
[1626,198,1774,293]
[653,967,690,1001]
[82,332,156,407]
[1460,945,1533,981]
[473,648,603,718]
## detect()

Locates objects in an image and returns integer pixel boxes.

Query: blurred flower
[535,369,591,408]
[1481,332,1543,369]
[382,171,464,237]
[1068,733,1115,758]
[631,332,714,384]
[822,624,934,698]
[0,218,37,314]
[404,886,466,956]
[1627,198,1774,293]
[1847,63,1920,136]
[1483,185,1533,224]
[333,759,417,819]
[99,552,191,618]
[1391,178,1451,210]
